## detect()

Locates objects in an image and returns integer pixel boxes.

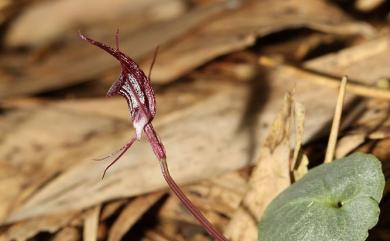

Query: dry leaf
[336,99,390,158]
[224,93,294,241]
[150,0,374,83]
[336,134,366,158]
[292,154,309,181]
[3,82,262,224]
[355,0,385,11]
[108,192,163,241]
[52,227,80,241]
[83,205,100,241]
[291,101,305,171]
[0,2,227,98]
[5,0,186,47]
[0,212,80,241]
[100,199,127,221]
[0,0,374,98]
[303,37,390,83]
[0,0,27,26]
[3,35,390,225]
[144,230,173,241]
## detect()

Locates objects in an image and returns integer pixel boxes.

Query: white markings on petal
[120,74,146,110]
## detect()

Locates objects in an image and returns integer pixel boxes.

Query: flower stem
[158,158,230,241]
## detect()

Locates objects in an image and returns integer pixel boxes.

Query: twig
[259,57,390,100]
[324,76,348,163]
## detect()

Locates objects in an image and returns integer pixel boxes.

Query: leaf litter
[0,0,390,241]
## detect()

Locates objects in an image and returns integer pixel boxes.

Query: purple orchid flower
[80,32,229,241]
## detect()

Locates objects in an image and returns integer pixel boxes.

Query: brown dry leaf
[294,33,342,60]
[0,211,80,241]
[107,192,163,241]
[150,0,375,83]
[83,205,100,241]
[336,99,390,158]
[3,35,390,224]
[5,0,186,47]
[292,154,309,181]
[224,93,294,241]
[0,79,224,224]
[52,227,80,241]
[174,173,246,231]
[303,37,390,83]
[0,2,228,98]
[3,82,263,224]
[0,0,28,26]
[144,230,174,241]
[196,172,249,216]
[290,101,305,170]
[355,0,385,11]
[291,101,308,181]
[0,0,374,98]
[100,199,127,221]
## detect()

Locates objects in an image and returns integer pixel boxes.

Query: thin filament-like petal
[101,136,137,179]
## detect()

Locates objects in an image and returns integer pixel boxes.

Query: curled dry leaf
[292,154,309,182]
[224,92,303,241]
[290,101,305,172]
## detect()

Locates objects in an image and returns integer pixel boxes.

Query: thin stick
[324,76,348,163]
[259,57,390,100]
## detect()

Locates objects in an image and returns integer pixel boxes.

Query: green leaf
[258,153,385,241]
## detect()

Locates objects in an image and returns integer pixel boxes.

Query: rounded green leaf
[258,153,385,241]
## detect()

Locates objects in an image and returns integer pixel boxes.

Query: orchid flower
[80,32,229,241]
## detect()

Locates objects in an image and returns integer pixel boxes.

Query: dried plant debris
[336,99,390,158]
[0,1,390,241]
[355,0,385,11]
[0,1,229,98]
[0,0,375,98]
[225,93,298,241]
[0,211,81,241]
[149,0,375,83]
[106,193,163,241]
[5,0,187,47]
[1,33,390,226]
